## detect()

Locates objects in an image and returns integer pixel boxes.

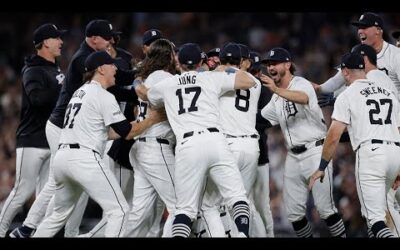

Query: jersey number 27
[367,98,393,125]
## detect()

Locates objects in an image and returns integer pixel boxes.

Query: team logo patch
[360,15,364,21]
[285,101,298,117]
[270,50,275,57]
[151,31,157,36]
[109,24,113,30]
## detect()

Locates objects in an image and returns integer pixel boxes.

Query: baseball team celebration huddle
[1,12,400,238]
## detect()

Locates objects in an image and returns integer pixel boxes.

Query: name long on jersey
[261,76,326,148]
[147,70,238,142]
[332,79,400,151]
[59,81,126,157]
[219,67,261,137]
[136,70,175,142]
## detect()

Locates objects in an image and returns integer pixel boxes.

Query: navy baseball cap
[238,44,250,59]
[392,30,400,39]
[84,51,116,72]
[143,29,162,46]
[351,12,384,29]
[33,23,67,45]
[207,47,220,58]
[85,19,122,40]
[340,52,365,70]
[262,47,292,63]
[178,43,202,65]
[351,44,377,65]
[249,51,262,70]
[220,42,242,60]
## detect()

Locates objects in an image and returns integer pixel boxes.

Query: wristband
[318,158,330,171]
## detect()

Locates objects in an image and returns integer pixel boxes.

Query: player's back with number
[334,79,400,150]
[153,70,236,140]
[59,82,122,155]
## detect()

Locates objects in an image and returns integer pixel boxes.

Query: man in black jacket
[1,23,66,238]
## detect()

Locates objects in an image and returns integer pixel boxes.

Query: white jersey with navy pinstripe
[147,70,236,141]
[260,76,326,148]
[377,41,400,95]
[332,79,400,151]
[59,80,126,156]
[219,67,261,136]
[136,70,175,142]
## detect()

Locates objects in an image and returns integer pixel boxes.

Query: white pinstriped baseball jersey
[332,79,400,150]
[59,80,126,156]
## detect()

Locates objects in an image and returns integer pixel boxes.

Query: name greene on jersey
[178,75,196,85]
[72,89,86,99]
[360,85,391,98]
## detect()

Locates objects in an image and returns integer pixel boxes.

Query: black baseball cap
[238,44,250,59]
[84,51,116,72]
[340,52,365,70]
[392,30,400,39]
[262,47,291,63]
[206,47,220,58]
[85,19,122,40]
[351,44,377,65]
[143,29,162,46]
[33,23,67,45]
[351,12,384,29]
[219,42,242,60]
[178,43,202,65]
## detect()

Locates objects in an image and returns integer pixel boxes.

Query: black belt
[138,137,169,145]
[58,143,99,154]
[290,139,324,154]
[225,134,258,139]
[59,143,80,149]
[183,127,219,139]
[371,139,400,147]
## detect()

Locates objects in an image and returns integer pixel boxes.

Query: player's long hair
[137,38,177,79]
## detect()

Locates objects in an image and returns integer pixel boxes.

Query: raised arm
[259,73,309,104]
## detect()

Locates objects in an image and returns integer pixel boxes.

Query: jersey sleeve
[260,96,279,126]
[144,71,173,88]
[102,93,126,126]
[331,93,350,124]
[320,70,346,94]
[212,71,236,95]
[293,78,319,110]
[147,79,167,108]
[22,67,46,96]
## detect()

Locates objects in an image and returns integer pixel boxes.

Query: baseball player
[0,23,66,238]
[77,34,137,238]
[124,38,177,237]
[309,52,400,238]
[316,13,400,99]
[260,47,346,237]
[142,29,163,55]
[198,42,264,237]
[32,51,165,237]
[11,19,138,238]
[206,47,221,70]
[137,43,258,237]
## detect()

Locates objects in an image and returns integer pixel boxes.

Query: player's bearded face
[267,64,285,84]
